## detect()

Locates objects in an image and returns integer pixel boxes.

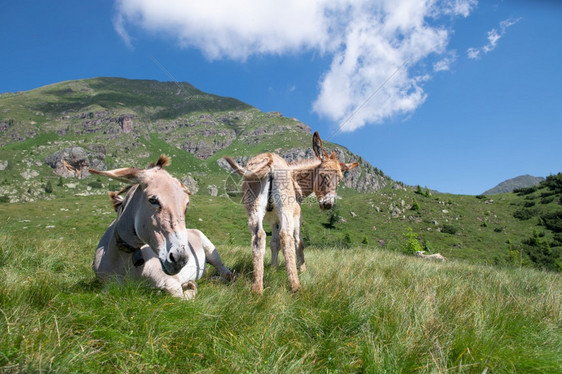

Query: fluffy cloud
[467,17,521,60]
[114,0,477,132]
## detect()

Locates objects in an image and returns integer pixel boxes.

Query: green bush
[541,196,555,204]
[543,173,562,194]
[514,186,538,195]
[542,211,562,233]
[411,198,421,211]
[344,232,352,248]
[441,224,458,235]
[87,181,103,189]
[44,181,53,194]
[513,208,539,220]
[522,230,561,271]
[402,227,422,254]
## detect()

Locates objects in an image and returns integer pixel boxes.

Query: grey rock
[208,185,218,196]
[45,146,105,179]
[181,175,199,195]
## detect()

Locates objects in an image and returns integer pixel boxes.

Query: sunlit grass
[0,229,560,372]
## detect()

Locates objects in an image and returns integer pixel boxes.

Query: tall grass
[0,230,560,373]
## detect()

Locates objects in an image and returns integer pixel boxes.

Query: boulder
[181,175,199,195]
[45,146,105,179]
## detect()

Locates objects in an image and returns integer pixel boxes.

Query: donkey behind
[224,132,357,294]
[90,155,232,299]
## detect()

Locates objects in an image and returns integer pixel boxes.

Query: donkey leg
[293,208,305,272]
[138,256,197,299]
[280,228,300,292]
[270,223,280,268]
[295,226,306,272]
[249,217,267,294]
[198,230,233,280]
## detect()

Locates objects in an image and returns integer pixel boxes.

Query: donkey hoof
[226,270,238,282]
[290,281,301,293]
[181,281,197,300]
[251,283,264,295]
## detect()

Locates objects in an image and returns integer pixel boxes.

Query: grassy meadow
[0,194,561,372]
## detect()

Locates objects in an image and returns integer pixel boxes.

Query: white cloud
[467,47,480,60]
[433,51,457,72]
[114,0,478,132]
[467,17,521,59]
[113,13,133,49]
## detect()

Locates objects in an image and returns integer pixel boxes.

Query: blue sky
[1,0,561,194]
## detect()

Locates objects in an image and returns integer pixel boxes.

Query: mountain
[0,77,390,203]
[483,175,545,195]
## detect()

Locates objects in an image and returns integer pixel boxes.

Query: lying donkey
[90,155,232,299]
[224,132,357,294]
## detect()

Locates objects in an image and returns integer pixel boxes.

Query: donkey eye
[148,197,160,206]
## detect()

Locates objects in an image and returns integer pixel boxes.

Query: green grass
[1,196,561,372]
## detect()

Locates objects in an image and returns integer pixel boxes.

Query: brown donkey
[224,132,358,294]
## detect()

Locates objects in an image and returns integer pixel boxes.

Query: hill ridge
[483,174,544,195]
[0,77,389,204]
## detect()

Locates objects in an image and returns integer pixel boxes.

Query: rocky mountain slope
[0,77,390,203]
[483,175,545,195]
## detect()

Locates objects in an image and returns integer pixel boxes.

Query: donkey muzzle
[162,246,189,275]
[318,194,336,210]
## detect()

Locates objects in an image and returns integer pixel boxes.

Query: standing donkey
[90,155,232,299]
[224,132,358,294]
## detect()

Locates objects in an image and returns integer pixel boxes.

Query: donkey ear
[89,167,143,184]
[312,131,328,160]
[340,162,358,171]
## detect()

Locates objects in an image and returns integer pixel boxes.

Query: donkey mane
[109,185,134,212]
[148,154,171,169]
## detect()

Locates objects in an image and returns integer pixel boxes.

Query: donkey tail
[223,156,273,180]
[223,156,247,176]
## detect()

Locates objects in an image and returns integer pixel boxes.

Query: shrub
[542,211,562,233]
[543,173,562,194]
[522,230,561,271]
[87,181,103,189]
[0,195,9,203]
[514,186,538,195]
[541,196,555,204]
[402,227,422,254]
[513,208,539,221]
[57,176,63,187]
[411,198,420,211]
[326,207,341,229]
[361,236,369,245]
[441,224,458,235]
[44,181,53,194]
[524,201,536,208]
[476,194,487,200]
[344,232,352,247]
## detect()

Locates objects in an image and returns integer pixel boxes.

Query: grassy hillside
[0,195,560,372]
[1,77,385,206]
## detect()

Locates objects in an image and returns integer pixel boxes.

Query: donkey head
[312,132,358,210]
[90,155,191,275]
